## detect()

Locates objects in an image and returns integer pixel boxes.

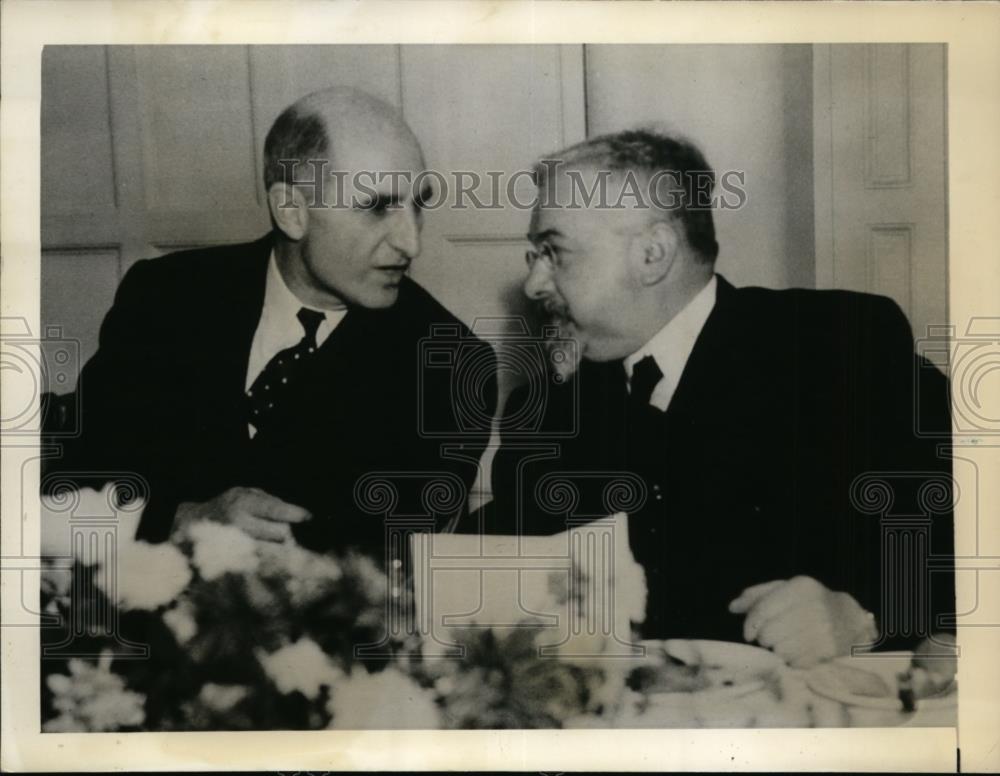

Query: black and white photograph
[3,2,999,772]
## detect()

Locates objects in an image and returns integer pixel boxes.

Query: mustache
[536,298,570,324]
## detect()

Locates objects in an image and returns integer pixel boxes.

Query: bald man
[53,87,496,558]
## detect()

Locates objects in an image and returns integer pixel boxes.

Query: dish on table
[805,652,957,712]
[614,639,817,728]
[627,639,783,698]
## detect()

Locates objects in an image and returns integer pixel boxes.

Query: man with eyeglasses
[51,86,496,558]
[487,128,954,669]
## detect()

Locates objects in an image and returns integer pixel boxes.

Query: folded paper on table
[409,512,647,659]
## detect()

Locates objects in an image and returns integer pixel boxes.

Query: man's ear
[267,183,309,241]
[632,220,679,286]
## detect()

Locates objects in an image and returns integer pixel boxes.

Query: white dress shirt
[623,275,718,412]
[245,252,348,436]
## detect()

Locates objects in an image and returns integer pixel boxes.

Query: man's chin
[360,285,401,309]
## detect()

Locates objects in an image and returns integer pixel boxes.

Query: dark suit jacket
[49,234,497,557]
[486,275,954,647]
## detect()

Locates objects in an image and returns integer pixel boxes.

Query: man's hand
[174,486,311,543]
[909,633,959,696]
[728,576,877,668]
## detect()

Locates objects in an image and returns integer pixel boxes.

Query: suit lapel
[209,236,272,439]
[662,274,738,426]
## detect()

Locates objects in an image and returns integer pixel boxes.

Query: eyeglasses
[525,242,559,271]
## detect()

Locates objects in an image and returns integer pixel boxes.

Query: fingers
[755,607,835,667]
[183,487,310,543]
[742,577,823,643]
[912,633,958,683]
[239,488,312,523]
[773,631,835,668]
[728,579,786,614]
[755,608,804,650]
[734,576,862,667]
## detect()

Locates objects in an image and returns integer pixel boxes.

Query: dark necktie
[629,355,663,411]
[626,354,665,468]
[247,307,326,435]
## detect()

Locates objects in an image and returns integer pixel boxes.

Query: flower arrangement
[40,486,421,731]
[39,487,652,732]
[407,624,638,728]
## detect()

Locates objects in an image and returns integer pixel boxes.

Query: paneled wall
[814,44,948,348]
[585,44,816,291]
[400,45,586,333]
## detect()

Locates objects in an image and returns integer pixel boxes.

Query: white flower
[257,638,342,700]
[555,630,613,661]
[345,551,388,604]
[95,540,191,610]
[187,520,259,581]
[434,675,456,696]
[258,540,342,580]
[163,601,198,644]
[257,541,343,607]
[40,493,74,559]
[40,557,73,599]
[41,483,145,559]
[328,667,441,729]
[44,657,146,731]
[79,688,146,730]
[42,714,87,733]
[198,683,249,713]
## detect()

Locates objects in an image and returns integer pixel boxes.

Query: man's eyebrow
[528,228,563,243]
[414,184,433,208]
[360,192,403,210]
[362,186,434,211]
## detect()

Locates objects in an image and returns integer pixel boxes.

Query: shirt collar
[624,274,718,384]
[244,252,348,396]
[262,250,321,323]
[257,250,349,352]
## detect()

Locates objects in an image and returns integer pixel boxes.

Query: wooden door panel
[134,46,259,215]
[816,44,947,353]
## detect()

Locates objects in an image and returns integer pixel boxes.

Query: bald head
[263,86,422,192]
[300,86,413,146]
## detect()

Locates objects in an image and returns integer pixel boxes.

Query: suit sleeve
[421,335,498,531]
[854,297,955,647]
[474,384,530,534]
[53,259,156,474]
[457,339,499,524]
[47,259,185,541]
[475,381,572,536]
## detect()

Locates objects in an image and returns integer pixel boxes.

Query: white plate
[805,652,957,712]
[632,639,783,698]
[626,640,796,727]
[662,639,784,673]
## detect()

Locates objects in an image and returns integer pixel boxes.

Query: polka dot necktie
[247,307,326,435]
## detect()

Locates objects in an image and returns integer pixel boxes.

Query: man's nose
[523,257,555,301]
[388,207,421,258]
